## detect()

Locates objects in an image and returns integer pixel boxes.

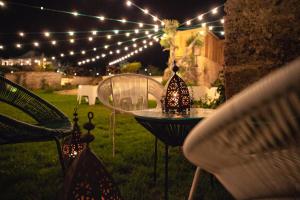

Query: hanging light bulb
[139,23,144,28]
[101,53,106,58]
[0,1,5,7]
[33,42,39,47]
[212,7,218,14]
[116,49,120,54]
[91,30,97,35]
[19,32,25,37]
[88,37,93,42]
[69,51,74,55]
[118,41,122,45]
[125,32,130,37]
[153,16,158,22]
[109,51,113,55]
[221,19,225,24]
[70,38,75,43]
[51,40,57,45]
[98,15,105,21]
[201,23,207,27]
[132,38,137,42]
[221,31,225,35]
[126,1,132,6]
[121,18,127,23]
[114,30,119,34]
[209,26,213,30]
[133,43,137,48]
[72,11,79,16]
[198,14,203,21]
[186,20,191,26]
[16,43,22,49]
[104,45,109,49]
[134,29,139,34]
[93,47,97,51]
[124,46,128,51]
[68,31,75,36]
[44,32,51,37]
[60,53,65,57]
[52,56,56,60]
[143,8,149,14]
[81,50,86,55]
[107,34,112,39]
[145,31,149,35]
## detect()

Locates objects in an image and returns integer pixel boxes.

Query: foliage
[159,19,179,50]
[146,65,163,76]
[120,62,142,73]
[0,91,233,200]
[186,34,203,48]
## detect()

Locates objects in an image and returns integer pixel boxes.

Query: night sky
[0,0,226,72]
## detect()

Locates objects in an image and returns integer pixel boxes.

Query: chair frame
[97,73,164,156]
[0,76,72,173]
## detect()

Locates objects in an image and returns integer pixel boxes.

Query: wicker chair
[0,76,72,173]
[183,58,300,199]
[97,74,164,156]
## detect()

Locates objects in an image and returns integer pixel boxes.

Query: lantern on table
[163,62,191,114]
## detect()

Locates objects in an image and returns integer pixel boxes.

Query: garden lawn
[0,91,233,200]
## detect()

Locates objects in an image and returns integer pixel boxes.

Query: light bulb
[201,23,207,27]
[19,32,25,37]
[69,51,74,55]
[51,40,57,45]
[33,42,39,47]
[16,43,22,48]
[72,11,79,16]
[143,9,149,14]
[107,35,112,39]
[60,53,64,57]
[81,50,86,55]
[114,30,119,34]
[92,30,97,35]
[104,45,109,49]
[121,18,127,23]
[93,47,97,51]
[126,1,132,6]
[88,37,93,42]
[68,31,74,36]
[98,15,105,21]
[209,26,213,30]
[124,46,128,51]
[153,16,158,22]
[118,41,122,45]
[212,7,218,14]
[139,23,144,28]
[44,32,50,37]
[221,19,225,24]
[0,45,4,49]
[125,32,130,37]
[70,38,75,43]
[198,14,203,21]
[134,29,139,34]
[0,1,5,7]
[51,56,56,60]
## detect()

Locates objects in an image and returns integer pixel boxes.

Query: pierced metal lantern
[63,111,84,158]
[164,62,191,114]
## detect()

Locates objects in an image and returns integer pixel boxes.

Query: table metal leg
[188,167,201,200]
[154,137,158,184]
[165,144,169,200]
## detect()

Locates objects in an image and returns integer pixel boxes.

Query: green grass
[0,91,233,200]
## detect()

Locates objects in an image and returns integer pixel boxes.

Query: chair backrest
[97,74,164,113]
[183,58,300,199]
[0,76,70,127]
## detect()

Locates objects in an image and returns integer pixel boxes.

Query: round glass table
[133,108,214,200]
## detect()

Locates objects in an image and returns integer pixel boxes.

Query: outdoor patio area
[0,0,300,199]
[0,91,232,200]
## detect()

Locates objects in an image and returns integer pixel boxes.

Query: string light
[88,37,93,42]
[68,31,75,36]
[198,15,203,21]
[0,45,4,50]
[104,45,109,49]
[221,31,225,35]
[91,30,97,35]
[212,7,218,14]
[81,50,86,55]
[121,18,127,23]
[51,40,57,45]
[209,26,213,30]
[72,11,79,16]
[40,6,44,10]
[186,20,191,26]
[16,43,22,48]
[93,47,97,51]
[60,53,65,57]
[126,32,131,37]
[118,42,122,45]
[0,1,5,7]
[143,9,149,14]
[51,56,56,60]
[139,23,144,28]
[70,38,75,43]
[221,19,225,24]
[202,23,207,27]
[134,29,139,34]
[44,32,51,37]
[33,42,39,47]
[114,30,119,34]
[69,51,74,55]
[19,32,25,37]
[126,1,132,7]
[98,15,105,21]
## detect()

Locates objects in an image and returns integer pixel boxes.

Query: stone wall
[5,72,62,89]
[224,0,300,98]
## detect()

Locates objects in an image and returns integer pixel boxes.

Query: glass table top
[133,108,214,121]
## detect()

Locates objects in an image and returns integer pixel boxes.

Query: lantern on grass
[163,62,191,114]
[63,111,84,158]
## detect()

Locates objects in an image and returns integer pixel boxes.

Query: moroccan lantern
[163,62,191,114]
[63,110,84,158]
